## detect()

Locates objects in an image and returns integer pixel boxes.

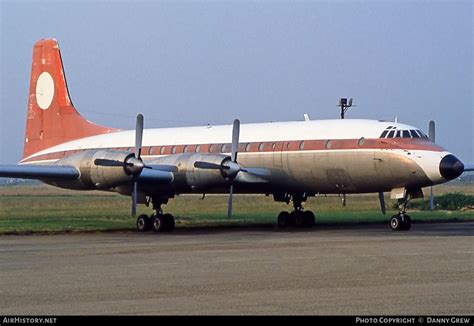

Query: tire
[152,214,166,233]
[293,212,305,228]
[136,214,151,232]
[277,211,291,227]
[163,213,175,232]
[390,215,402,231]
[303,211,316,227]
[401,215,412,231]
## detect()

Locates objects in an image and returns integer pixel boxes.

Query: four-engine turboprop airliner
[1,39,472,232]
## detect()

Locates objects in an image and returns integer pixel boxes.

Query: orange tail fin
[22,39,117,160]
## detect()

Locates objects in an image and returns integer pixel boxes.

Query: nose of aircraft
[439,154,464,180]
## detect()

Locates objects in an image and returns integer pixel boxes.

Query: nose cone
[439,155,464,180]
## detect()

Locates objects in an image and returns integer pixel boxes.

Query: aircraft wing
[0,165,80,180]
[0,164,175,184]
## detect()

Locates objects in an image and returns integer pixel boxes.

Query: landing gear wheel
[152,214,166,233]
[136,214,151,232]
[163,213,175,232]
[401,215,412,231]
[293,211,305,228]
[302,211,316,227]
[390,215,402,231]
[277,211,291,227]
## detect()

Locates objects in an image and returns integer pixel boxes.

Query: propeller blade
[94,158,130,167]
[227,184,234,218]
[244,167,271,177]
[428,120,435,143]
[378,192,386,215]
[146,164,179,173]
[194,161,222,170]
[135,114,144,159]
[429,186,434,211]
[464,164,474,172]
[231,119,240,162]
[131,182,137,217]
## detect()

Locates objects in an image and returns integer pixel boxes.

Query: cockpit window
[380,126,429,139]
[409,130,420,138]
[419,131,429,139]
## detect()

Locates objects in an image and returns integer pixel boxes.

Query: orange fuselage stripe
[22,138,445,164]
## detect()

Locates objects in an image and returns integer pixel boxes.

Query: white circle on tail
[36,72,55,110]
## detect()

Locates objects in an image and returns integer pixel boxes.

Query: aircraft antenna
[338,98,356,119]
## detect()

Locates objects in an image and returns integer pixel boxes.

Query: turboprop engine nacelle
[187,154,235,191]
[50,150,136,190]
[149,153,233,192]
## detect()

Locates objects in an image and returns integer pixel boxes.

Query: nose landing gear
[390,196,412,231]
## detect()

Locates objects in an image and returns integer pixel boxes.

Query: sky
[1,0,472,164]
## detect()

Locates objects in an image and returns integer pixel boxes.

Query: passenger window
[209,144,219,153]
[171,146,177,154]
[325,140,332,149]
[402,130,410,138]
[245,143,252,152]
[223,143,232,152]
[410,130,420,138]
[258,143,265,151]
[195,145,201,153]
[148,147,154,155]
[183,145,189,153]
[387,130,395,138]
[299,141,305,150]
[160,146,166,155]
[380,130,389,138]
[358,137,365,146]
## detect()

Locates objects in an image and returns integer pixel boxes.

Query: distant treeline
[0,178,41,186]
[405,193,474,211]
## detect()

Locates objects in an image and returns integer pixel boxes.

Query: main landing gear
[136,212,175,233]
[390,196,412,231]
[136,197,175,233]
[277,194,315,228]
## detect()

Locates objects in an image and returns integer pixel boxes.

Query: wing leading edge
[0,165,80,180]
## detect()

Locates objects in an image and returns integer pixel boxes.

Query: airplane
[1,39,472,233]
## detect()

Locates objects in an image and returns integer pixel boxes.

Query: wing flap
[0,165,80,180]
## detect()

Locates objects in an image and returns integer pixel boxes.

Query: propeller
[428,120,436,211]
[94,114,147,217]
[130,114,144,216]
[193,119,242,218]
[227,119,240,218]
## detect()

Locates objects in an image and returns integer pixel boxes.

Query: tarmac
[1,222,473,315]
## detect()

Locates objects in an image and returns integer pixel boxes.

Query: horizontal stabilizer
[0,165,80,180]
